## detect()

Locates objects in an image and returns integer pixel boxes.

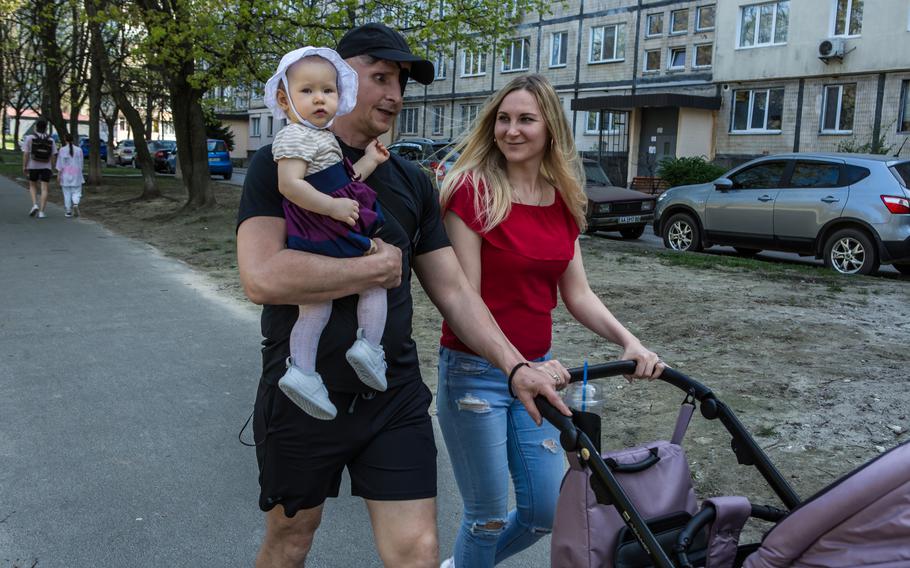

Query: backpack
[31,134,53,162]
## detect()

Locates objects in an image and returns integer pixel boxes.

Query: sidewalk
[0,175,552,566]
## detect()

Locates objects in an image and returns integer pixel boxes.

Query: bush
[657,156,727,188]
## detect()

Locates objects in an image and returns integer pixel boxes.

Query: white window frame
[589,24,625,63]
[585,111,621,135]
[670,9,689,35]
[831,0,863,37]
[668,47,686,70]
[731,88,784,133]
[434,53,447,80]
[502,37,531,73]
[737,1,789,49]
[251,116,261,137]
[646,13,663,37]
[399,107,419,134]
[461,104,480,130]
[696,5,715,31]
[820,84,856,134]
[550,31,568,68]
[267,116,273,137]
[432,105,446,136]
[898,80,910,133]
[461,50,487,77]
[693,43,713,68]
[644,49,661,72]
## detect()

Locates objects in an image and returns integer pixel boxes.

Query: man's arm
[237,216,401,305]
[413,246,570,423]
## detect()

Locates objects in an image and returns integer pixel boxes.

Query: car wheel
[823,228,878,275]
[891,263,910,275]
[662,213,702,252]
[619,226,645,240]
[223,173,232,180]
[734,247,762,257]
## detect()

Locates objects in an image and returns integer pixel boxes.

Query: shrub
[657,156,727,187]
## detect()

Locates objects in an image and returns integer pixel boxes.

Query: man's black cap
[337,23,434,85]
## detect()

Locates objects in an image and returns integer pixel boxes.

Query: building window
[119,119,126,132]
[670,9,688,34]
[668,47,686,70]
[696,5,715,31]
[267,116,274,137]
[739,1,789,48]
[585,111,622,134]
[251,116,261,137]
[646,13,663,37]
[589,24,625,63]
[899,81,910,133]
[644,49,661,72]
[399,107,418,134]
[550,31,568,67]
[502,37,531,72]
[821,84,856,133]
[732,88,784,132]
[432,105,446,136]
[833,0,863,37]
[461,104,480,130]
[694,44,713,67]
[434,53,447,80]
[462,51,487,77]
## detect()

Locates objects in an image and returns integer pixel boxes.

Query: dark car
[583,160,656,239]
[166,139,233,180]
[388,138,456,187]
[142,140,176,172]
[79,136,107,161]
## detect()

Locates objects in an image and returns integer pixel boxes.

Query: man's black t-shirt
[237,140,450,393]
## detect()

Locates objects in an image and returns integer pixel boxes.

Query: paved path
[0,175,552,567]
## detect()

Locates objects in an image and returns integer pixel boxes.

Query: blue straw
[581,358,589,412]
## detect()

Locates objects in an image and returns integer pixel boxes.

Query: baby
[264,46,389,420]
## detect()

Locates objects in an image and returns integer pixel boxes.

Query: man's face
[343,56,411,139]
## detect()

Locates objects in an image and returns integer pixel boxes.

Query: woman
[436,74,665,567]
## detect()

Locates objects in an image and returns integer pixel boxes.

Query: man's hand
[327,197,360,226]
[511,363,572,425]
[371,238,402,289]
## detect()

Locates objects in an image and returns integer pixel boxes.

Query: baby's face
[281,56,340,128]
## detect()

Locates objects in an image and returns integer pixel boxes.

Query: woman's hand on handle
[621,341,666,381]
[512,363,572,425]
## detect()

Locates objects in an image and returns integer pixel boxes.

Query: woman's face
[493,89,549,165]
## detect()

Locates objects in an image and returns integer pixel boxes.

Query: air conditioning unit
[818,38,847,62]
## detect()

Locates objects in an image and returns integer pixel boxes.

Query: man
[236,23,570,567]
[22,118,57,219]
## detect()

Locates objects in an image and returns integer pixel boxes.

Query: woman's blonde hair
[439,73,587,232]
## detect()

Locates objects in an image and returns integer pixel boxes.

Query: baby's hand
[366,139,390,164]
[328,197,360,227]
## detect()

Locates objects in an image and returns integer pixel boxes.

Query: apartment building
[713,0,910,167]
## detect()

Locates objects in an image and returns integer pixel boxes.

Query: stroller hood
[744,441,910,568]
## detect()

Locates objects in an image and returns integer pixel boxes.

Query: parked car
[113,139,136,165]
[653,153,910,275]
[79,136,107,161]
[422,145,460,187]
[388,138,457,187]
[583,160,656,239]
[166,139,233,180]
[134,140,176,172]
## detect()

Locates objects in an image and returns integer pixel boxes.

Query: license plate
[618,215,641,224]
[208,158,218,163]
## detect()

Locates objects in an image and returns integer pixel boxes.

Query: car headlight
[597,203,611,214]
[641,201,653,211]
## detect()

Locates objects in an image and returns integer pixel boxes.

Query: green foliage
[203,106,234,152]
[835,129,895,155]
[657,156,727,188]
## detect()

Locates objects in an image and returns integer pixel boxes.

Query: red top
[440,178,580,360]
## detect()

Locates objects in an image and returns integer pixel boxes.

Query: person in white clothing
[56,133,84,218]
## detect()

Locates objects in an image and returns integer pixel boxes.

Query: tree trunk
[85,0,158,198]
[170,73,214,209]
[13,110,22,148]
[36,0,68,138]
[0,23,6,150]
[86,21,102,186]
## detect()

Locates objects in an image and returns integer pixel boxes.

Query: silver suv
[653,153,910,275]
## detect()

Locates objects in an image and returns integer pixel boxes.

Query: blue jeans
[437,347,565,567]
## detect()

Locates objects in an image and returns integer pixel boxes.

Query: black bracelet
[507,362,530,398]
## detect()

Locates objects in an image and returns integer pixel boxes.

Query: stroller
[536,361,910,568]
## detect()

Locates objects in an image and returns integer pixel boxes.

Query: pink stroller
[536,361,910,568]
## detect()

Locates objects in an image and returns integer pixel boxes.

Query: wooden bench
[630,176,671,195]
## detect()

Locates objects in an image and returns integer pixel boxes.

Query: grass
[0,149,140,177]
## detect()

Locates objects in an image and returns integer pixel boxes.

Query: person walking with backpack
[22,118,57,219]
[56,133,84,218]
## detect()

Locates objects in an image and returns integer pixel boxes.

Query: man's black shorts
[253,378,437,516]
[28,169,51,182]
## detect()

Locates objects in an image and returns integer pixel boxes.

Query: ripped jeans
[437,347,565,567]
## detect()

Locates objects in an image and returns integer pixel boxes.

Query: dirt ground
[21,172,910,535]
